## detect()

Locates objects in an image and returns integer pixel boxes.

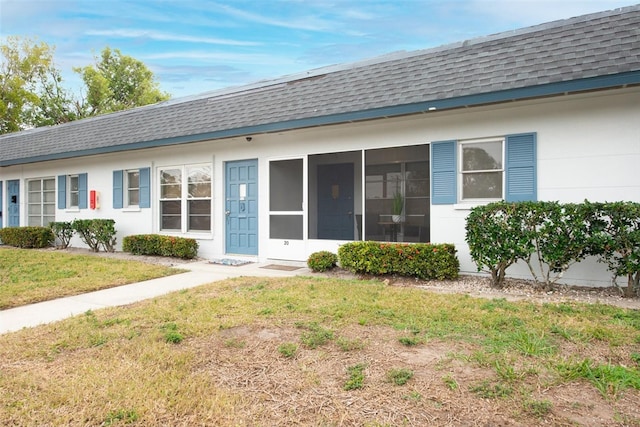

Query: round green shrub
[307,251,338,272]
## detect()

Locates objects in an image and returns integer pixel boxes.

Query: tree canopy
[75,47,169,116]
[0,38,170,134]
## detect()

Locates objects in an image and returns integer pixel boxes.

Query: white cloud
[85,29,261,46]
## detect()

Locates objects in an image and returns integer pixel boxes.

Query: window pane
[364,145,430,243]
[28,192,41,203]
[188,182,211,198]
[462,141,502,171]
[270,215,303,239]
[43,179,55,191]
[43,191,55,203]
[161,184,181,199]
[189,216,210,231]
[188,166,211,198]
[128,189,139,206]
[270,159,303,211]
[161,169,181,185]
[70,176,79,192]
[70,193,79,207]
[28,180,41,191]
[462,171,503,199]
[188,200,210,231]
[188,166,211,182]
[128,171,140,188]
[29,204,41,215]
[161,200,181,230]
[188,199,210,214]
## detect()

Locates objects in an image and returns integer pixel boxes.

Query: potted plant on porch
[392,191,404,223]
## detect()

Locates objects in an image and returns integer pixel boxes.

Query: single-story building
[1,6,639,286]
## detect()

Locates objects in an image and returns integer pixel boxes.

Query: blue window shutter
[431,140,457,204]
[139,167,151,208]
[78,173,88,209]
[505,133,537,202]
[113,170,123,209]
[57,175,66,209]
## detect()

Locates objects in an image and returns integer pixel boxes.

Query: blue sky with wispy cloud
[1,0,636,99]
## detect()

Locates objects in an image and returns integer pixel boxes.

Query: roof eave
[2,70,639,168]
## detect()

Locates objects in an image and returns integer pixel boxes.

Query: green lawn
[0,247,182,309]
[0,274,639,426]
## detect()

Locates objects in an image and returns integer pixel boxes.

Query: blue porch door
[225,159,258,255]
[7,179,19,227]
[317,163,354,240]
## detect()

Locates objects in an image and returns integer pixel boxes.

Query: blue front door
[225,159,258,255]
[7,179,19,227]
[317,163,354,240]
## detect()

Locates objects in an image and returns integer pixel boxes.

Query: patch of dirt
[189,323,640,426]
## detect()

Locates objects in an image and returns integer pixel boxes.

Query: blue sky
[1,0,637,99]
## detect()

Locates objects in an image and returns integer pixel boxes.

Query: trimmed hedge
[338,241,459,280]
[122,234,198,259]
[307,251,338,272]
[72,219,117,252]
[466,200,640,296]
[0,226,54,248]
[49,221,73,249]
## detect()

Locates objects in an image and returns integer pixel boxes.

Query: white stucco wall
[1,87,638,286]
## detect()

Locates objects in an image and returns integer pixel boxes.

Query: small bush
[72,219,117,252]
[0,226,54,248]
[307,251,338,272]
[297,322,334,349]
[278,342,298,358]
[49,221,73,249]
[386,368,414,386]
[338,241,459,280]
[122,234,198,259]
[161,322,183,344]
[344,363,366,390]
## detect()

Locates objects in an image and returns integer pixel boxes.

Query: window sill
[453,200,500,210]
[122,207,141,212]
[159,231,214,240]
[65,208,80,213]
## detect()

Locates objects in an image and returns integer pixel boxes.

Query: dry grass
[0,247,182,309]
[1,275,639,426]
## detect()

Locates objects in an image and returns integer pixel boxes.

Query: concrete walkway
[0,260,310,335]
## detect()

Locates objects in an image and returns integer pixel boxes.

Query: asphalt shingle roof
[2,5,639,166]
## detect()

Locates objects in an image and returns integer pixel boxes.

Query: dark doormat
[209,258,252,266]
[261,264,301,271]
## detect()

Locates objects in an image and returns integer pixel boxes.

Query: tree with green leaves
[0,36,76,133]
[74,47,169,116]
[1,39,170,134]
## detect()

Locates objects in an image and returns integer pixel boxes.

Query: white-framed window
[126,170,140,207]
[27,178,55,226]
[159,164,212,233]
[57,173,87,210]
[68,175,80,208]
[459,138,504,201]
